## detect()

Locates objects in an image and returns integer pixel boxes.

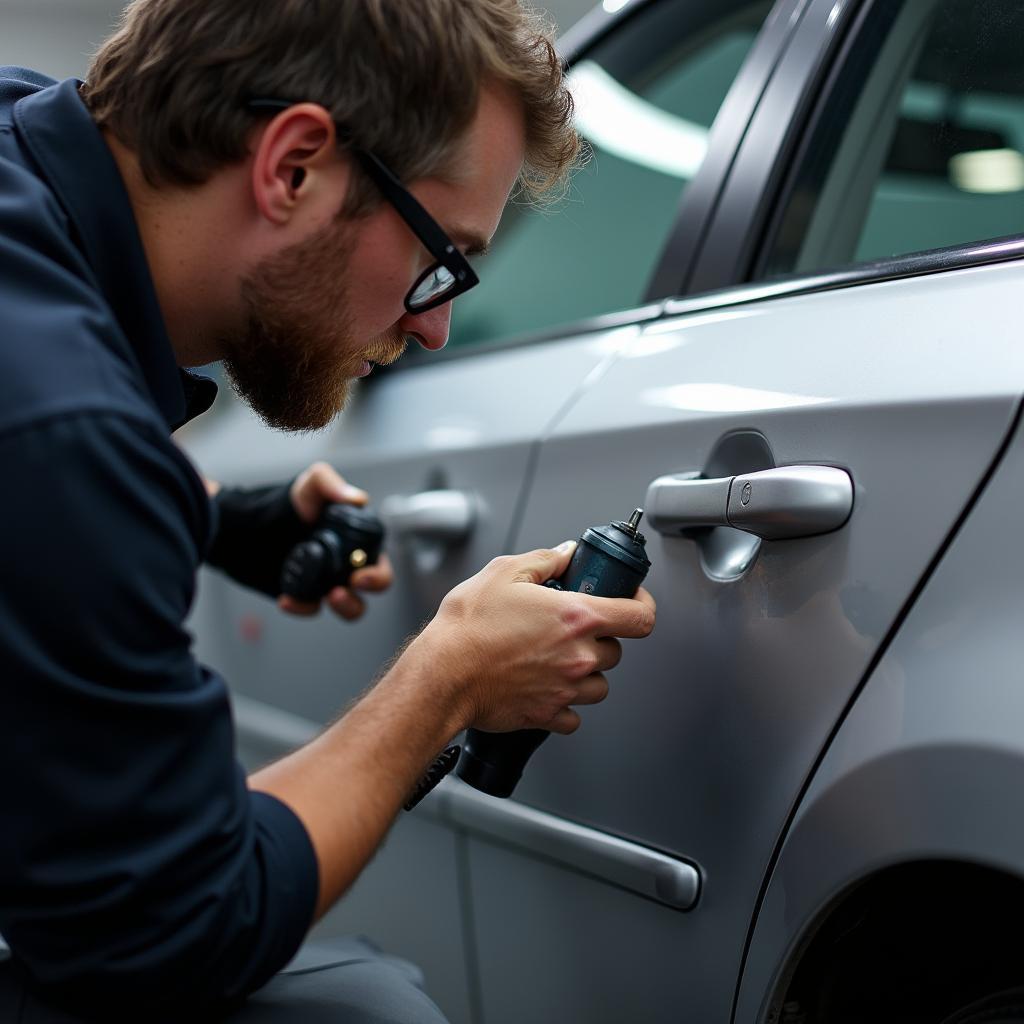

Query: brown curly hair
[82,0,580,207]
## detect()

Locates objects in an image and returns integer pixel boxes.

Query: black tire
[940,988,1024,1024]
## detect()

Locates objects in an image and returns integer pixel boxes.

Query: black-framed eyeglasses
[247,98,480,314]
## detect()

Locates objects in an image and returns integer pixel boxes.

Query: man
[0,1,656,1021]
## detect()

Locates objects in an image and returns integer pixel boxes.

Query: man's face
[225,84,527,432]
[222,215,404,432]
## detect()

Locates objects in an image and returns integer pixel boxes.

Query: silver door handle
[645,465,853,540]
[380,489,477,542]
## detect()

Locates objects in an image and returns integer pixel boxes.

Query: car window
[759,0,1024,279]
[447,0,773,351]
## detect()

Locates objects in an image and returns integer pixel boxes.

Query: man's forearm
[248,636,464,919]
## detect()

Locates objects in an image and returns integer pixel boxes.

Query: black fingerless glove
[206,482,309,598]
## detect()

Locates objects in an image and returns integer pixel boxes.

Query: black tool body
[455,509,652,798]
[280,504,385,602]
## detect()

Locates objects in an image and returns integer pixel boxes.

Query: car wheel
[940,988,1024,1024]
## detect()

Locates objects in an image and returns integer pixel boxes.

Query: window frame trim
[685,0,869,293]
[664,232,1024,317]
[644,0,812,301]
[750,0,898,281]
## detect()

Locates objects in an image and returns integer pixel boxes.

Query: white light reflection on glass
[949,148,1024,194]
[602,0,632,12]
[570,61,709,179]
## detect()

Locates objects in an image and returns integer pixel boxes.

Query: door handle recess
[645,465,853,541]
[380,489,476,543]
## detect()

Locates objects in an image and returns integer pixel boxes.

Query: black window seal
[748,0,886,282]
[644,0,812,302]
[663,232,1024,320]
[685,0,868,294]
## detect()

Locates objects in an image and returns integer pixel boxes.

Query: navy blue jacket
[0,70,318,1021]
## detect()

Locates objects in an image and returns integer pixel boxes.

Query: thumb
[291,462,368,523]
[511,539,578,584]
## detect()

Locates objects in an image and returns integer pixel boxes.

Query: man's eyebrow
[449,229,491,257]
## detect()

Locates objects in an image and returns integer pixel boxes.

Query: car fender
[734,402,1024,1022]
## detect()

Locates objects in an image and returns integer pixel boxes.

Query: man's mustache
[364,331,408,366]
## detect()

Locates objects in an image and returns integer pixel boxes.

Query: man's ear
[250,103,340,224]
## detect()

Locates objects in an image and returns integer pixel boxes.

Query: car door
[180,2,790,1019]
[457,1,1024,1022]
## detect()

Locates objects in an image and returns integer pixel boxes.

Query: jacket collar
[12,78,216,430]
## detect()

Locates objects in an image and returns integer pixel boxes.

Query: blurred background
[1,0,599,80]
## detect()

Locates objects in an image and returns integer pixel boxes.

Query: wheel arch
[736,741,1024,1023]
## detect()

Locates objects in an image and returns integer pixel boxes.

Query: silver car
[184,0,1024,1020]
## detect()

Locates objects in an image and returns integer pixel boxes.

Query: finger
[290,462,368,524]
[326,587,366,621]
[571,673,610,707]
[278,595,321,617]
[593,637,622,673]
[582,589,657,639]
[506,540,577,585]
[350,553,394,593]
[546,707,582,735]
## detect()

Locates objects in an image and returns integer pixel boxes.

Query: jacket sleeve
[206,482,311,598]
[0,411,318,1019]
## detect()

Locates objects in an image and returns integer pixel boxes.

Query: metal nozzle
[624,508,644,537]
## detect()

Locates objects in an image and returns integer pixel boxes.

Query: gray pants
[0,938,450,1023]
[220,938,450,1023]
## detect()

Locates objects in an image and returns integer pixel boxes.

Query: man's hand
[250,537,655,919]
[277,462,394,621]
[405,541,657,735]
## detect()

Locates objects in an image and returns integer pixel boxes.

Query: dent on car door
[458,1,1024,1023]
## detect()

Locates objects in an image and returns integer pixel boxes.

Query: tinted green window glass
[448,1,771,350]
[761,0,1024,278]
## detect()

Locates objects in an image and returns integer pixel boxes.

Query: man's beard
[222,217,407,432]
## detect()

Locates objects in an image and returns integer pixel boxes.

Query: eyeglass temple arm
[245,97,473,286]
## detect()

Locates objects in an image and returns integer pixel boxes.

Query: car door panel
[466,261,1024,1021]
[468,836,703,1024]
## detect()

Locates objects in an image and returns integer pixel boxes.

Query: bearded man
[0,2,656,1021]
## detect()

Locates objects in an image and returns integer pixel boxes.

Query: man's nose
[399,302,452,352]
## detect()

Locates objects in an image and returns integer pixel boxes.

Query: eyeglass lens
[409,265,457,310]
